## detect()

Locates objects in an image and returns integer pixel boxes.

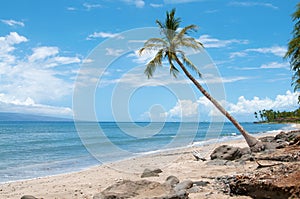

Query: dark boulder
[210,145,243,161]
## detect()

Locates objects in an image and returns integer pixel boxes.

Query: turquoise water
[0,121,291,183]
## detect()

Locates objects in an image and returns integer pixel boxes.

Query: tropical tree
[139,9,264,152]
[285,3,300,102]
[254,111,258,121]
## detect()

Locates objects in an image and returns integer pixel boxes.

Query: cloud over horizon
[146,90,299,122]
[0,32,80,116]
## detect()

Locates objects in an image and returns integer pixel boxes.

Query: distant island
[254,108,300,123]
[0,112,72,122]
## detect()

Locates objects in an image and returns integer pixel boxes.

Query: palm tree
[139,9,264,152]
[285,3,300,102]
[254,112,258,121]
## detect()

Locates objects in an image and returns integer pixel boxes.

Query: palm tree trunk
[174,56,264,152]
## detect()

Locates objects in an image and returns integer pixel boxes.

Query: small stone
[21,195,37,199]
[165,175,180,187]
[174,180,193,192]
[188,186,202,193]
[141,168,162,178]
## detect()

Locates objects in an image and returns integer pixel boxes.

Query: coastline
[0,128,294,199]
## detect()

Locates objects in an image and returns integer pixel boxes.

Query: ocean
[0,121,294,183]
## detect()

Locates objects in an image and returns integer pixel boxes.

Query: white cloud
[167,99,199,118]
[0,32,80,116]
[99,63,248,89]
[128,49,157,64]
[229,52,247,59]
[1,19,25,27]
[198,35,249,48]
[150,3,163,8]
[121,0,145,8]
[228,1,278,9]
[82,58,94,64]
[0,93,72,116]
[27,46,81,68]
[246,46,286,57]
[0,32,28,53]
[105,48,124,56]
[87,31,123,40]
[67,7,77,11]
[228,91,298,114]
[260,62,289,69]
[28,46,59,62]
[0,32,28,64]
[83,3,102,10]
[160,90,298,121]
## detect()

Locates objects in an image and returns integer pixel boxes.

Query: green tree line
[254,108,300,123]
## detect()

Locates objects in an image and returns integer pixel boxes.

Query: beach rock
[192,151,207,161]
[275,130,300,143]
[20,196,37,199]
[174,180,193,192]
[187,185,202,193]
[290,134,300,145]
[210,145,243,161]
[164,175,180,187]
[141,168,162,178]
[193,180,210,187]
[94,179,173,199]
[152,190,189,199]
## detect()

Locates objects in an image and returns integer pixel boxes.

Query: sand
[0,129,293,199]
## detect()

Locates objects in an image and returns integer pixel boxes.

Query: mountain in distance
[0,112,72,122]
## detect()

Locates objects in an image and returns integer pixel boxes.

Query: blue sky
[0,0,299,122]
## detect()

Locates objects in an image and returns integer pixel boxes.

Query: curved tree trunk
[174,56,264,152]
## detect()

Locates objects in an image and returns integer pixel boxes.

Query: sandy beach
[1,129,292,199]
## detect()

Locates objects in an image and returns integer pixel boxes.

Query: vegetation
[254,108,300,123]
[285,3,300,102]
[139,9,264,151]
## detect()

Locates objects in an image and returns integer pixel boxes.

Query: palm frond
[178,52,202,78]
[179,37,203,50]
[139,38,166,55]
[292,70,300,91]
[175,24,198,40]
[168,56,179,78]
[139,44,164,55]
[144,49,164,78]
[144,38,167,46]
[165,8,181,31]
[156,20,165,29]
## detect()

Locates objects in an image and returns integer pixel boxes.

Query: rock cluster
[215,130,300,199]
[260,130,300,149]
[93,174,209,199]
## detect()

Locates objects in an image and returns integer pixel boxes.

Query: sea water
[0,121,292,183]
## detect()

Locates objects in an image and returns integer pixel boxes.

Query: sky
[0,0,299,122]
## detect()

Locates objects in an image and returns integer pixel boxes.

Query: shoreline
[1,125,292,185]
[1,128,294,199]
